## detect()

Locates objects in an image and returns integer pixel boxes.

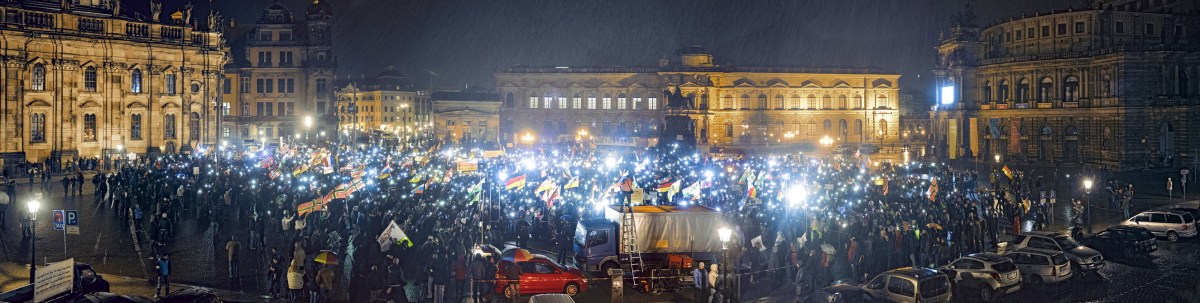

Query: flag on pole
[505,175,527,190]
[268,170,282,180]
[535,178,556,195]
[1002,165,1014,180]
[293,164,308,176]
[377,220,413,252]
[682,181,701,199]
[563,177,580,190]
[378,165,393,180]
[667,180,682,202]
[467,179,484,203]
[257,157,275,169]
[926,178,939,202]
[541,186,561,208]
[748,183,758,199]
[413,183,426,194]
[409,174,423,183]
[656,179,676,193]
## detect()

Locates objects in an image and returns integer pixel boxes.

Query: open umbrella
[501,247,534,263]
[820,243,837,255]
[313,250,339,265]
[926,223,944,230]
[478,244,501,257]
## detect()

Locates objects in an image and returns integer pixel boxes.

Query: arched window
[131,69,143,93]
[83,113,97,142]
[837,94,848,109]
[572,94,582,109]
[587,93,596,109]
[774,94,784,109]
[1038,77,1053,102]
[165,73,177,95]
[720,94,732,109]
[806,94,817,109]
[700,94,709,109]
[838,119,848,137]
[855,119,863,135]
[724,121,733,137]
[189,112,201,141]
[788,94,800,109]
[982,81,992,103]
[878,119,888,136]
[617,93,628,109]
[30,113,45,143]
[557,94,567,109]
[1016,78,1030,102]
[84,67,97,92]
[876,94,889,108]
[31,64,46,91]
[632,94,641,110]
[603,93,613,109]
[757,94,767,109]
[504,92,514,108]
[740,94,750,109]
[1063,76,1080,102]
[544,93,554,108]
[999,80,1010,101]
[1101,76,1112,97]
[164,114,177,139]
[822,119,832,133]
[821,95,832,109]
[853,95,863,109]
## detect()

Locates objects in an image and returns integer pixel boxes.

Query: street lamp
[1084,179,1094,234]
[304,115,314,142]
[27,199,39,284]
[717,227,732,303]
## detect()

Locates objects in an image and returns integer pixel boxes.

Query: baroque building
[0,0,225,166]
[495,46,902,154]
[432,88,501,146]
[333,69,431,142]
[221,0,334,145]
[932,3,1200,169]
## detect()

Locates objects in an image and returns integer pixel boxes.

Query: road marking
[126,217,149,280]
[92,232,103,264]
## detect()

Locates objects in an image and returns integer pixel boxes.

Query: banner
[378,220,413,252]
[456,161,478,172]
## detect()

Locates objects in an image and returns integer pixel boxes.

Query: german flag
[1002,165,1014,180]
[505,174,527,190]
[657,180,676,193]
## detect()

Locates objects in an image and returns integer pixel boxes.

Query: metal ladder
[619,198,645,290]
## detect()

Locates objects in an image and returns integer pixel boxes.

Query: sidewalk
[0,260,267,302]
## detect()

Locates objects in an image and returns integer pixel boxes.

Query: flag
[505,175,527,190]
[667,179,682,202]
[927,178,939,202]
[882,179,889,196]
[268,170,281,180]
[748,183,758,199]
[739,168,754,184]
[1002,165,1013,180]
[657,179,676,193]
[541,186,561,208]
[467,179,484,203]
[258,157,275,169]
[413,183,426,194]
[563,177,580,190]
[378,220,412,252]
[682,182,701,199]
[297,199,326,216]
[349,178,366,192]
[409,174,423,183]
[535,178,556,195]
[378,165,393,180]
[293,164,308,176]
[332,183,352,199]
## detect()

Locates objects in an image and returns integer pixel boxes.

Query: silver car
[1122,210,1198,242]
[942,253,1022,302]
[1011,231,1104,273]
[1005,248,1073,285]
[861,267,953,303]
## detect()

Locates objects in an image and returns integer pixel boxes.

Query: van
[1004,248,1072,285]
[1121,210,1197,242]
[861,267,952,303]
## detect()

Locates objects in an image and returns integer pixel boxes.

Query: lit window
[648,97,657,110]
[30,113,45,143]
[31,64,46,91]
[84,67,97,92]
[130,69,142,93]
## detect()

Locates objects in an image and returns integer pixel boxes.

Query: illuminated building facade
[221,0,335,145]
[495,46,903,154]
[333,70,431,140]
[933,4,1200,169]
[432,89,501,146]
[0,0,225,165]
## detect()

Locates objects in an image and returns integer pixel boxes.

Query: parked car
[941,253,1021,302]
[860,267,953,303]
[1010,231,1104,273]
[1121,209,1197,242]
[804,284,874,303]
[1081,225,1157,257]
[1004,248,1072,285]
[495,255,589,299]
[57,292,153,303]
[528,293,575,303]
[1169,208,1200,222]
[154,288,222,303]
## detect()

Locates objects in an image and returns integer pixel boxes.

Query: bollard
[609,268,624,303]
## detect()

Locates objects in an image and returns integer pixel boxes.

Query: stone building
[432,89,501,146]
[221,0,335,145]
[0,0,226,166]
[495,46,903,154]
[932,4,1200,170]
[333,69,430,142]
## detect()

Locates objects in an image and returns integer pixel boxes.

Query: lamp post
[1084,179,1093,234]
[27,199,39,284]
[717,227,732,303]
[304,115,313,143]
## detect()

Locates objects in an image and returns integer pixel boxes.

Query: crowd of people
[0,136,1122,303]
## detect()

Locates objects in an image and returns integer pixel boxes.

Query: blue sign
[65,210,78,226]
[52,210,64,231]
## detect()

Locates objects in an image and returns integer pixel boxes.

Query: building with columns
[0,0,226,166]
[932,3,1200,170]
[432,89,501,146]
[221,0,335,145]
[495,46,903,154]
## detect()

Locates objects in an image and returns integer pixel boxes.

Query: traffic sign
[65,210,79,235]
[52,210,64,231]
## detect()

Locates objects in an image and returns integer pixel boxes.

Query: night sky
[132,0,1082,93]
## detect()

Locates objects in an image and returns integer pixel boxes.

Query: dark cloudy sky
[135,0,1083,93]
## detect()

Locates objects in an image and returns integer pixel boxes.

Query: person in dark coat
[504,260,522,303]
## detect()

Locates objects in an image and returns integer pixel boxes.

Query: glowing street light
[786,184,809,208]
[1084,178,1094,234]
[26,198,39,284]
[819,136,834,147]
[994,154,1001,163]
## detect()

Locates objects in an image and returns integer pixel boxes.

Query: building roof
[432,91,500,102]
[499,65,896,75]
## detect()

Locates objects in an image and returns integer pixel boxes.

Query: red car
[495,255,589,299]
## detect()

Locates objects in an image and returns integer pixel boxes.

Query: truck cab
[574,218,618,272]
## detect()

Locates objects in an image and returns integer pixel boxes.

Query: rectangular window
[256,79,265,93]
[648,97,658,110]
[1006,32,1012,42]
[241,101,249,116]
[165,74,177,95]
[278,102,285,116]
[603,97,612,109]
[240,127,249,138]
[287,102,295,116]
[558,97,567,109]
[587,97,596,109]
[1116,21,1125,33]
[1146,23,1155,36]
[83,114,96,141]
[240,78,250,92]
[1041,25,1050,37]
[316,102,326,115]
[164,114,176,139]
[316,79,327,93]
[632,97,641,110]
[256,102,264,116]
[30,113,45,143]
[287,78,295,93]
[573,97,581,109]
[1057,24,1066,35]
[278,79,286,94]
[258,30,271,41]
[265,102,274,116]
[1016,30,1022,40]
[529,97,538,108]
[223,78,232,94]
[618,97,627,109]
[221,102,230,116]
[265,79,274,93]
[1075,21,1085,33]
[84,69,97,92]
[130,114,142,140]
[279,31,291,41]
[1026,28,1034,38]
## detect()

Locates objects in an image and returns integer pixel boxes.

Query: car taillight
[990,273,1001,281]
[1184,224,1190,230]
